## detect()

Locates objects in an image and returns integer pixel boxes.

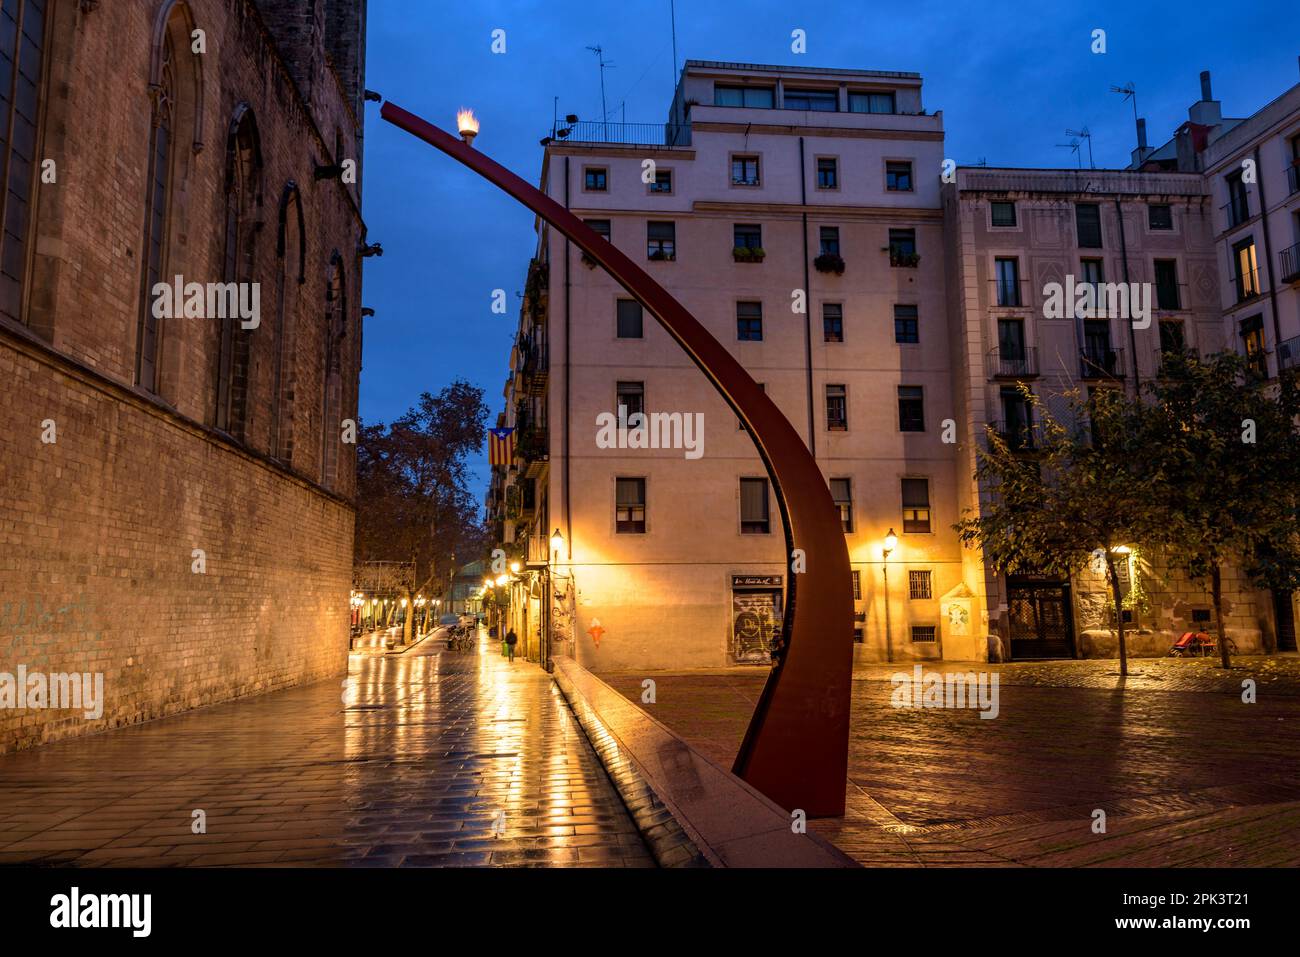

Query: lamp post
[882,528,898,663]
[545,529,564,673]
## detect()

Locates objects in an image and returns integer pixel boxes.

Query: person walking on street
[505,628,518,663]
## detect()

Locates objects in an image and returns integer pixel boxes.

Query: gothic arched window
[0,0,50,324]
[215,105,261,436]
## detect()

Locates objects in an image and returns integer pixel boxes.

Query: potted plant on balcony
[814,252,845,275]
[887,246,921,268]
[733,246,765,263]
[648,249,675,262]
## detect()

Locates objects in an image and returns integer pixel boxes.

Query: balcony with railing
[548,119,690,148]
[1221,195,1250,229]
[1080,346,1126,381]
[986,346,1038,379]
[1279,335,1300,372]
[1280,242,1300,285]
[1231,266,1262,303]
[518,336,549,396]
[1288,164,1300,197]
[989,418,1041,451]
[988,277,1027,308]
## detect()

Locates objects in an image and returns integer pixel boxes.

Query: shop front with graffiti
[731,575,783,664]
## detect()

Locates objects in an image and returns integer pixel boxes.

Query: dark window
[831,478,853,532]
[737,301,763,341]
[136,23,173,388]
[1000,387,1033,449]
[616,299,643,339]
[1225,171,1249,226]
[217,108,261,439]
[1076,203,1103,248]
[1154,260,1180,310]
[585,218,611,241]
[910,626,937,643]
[320,256,346,490]
[894,304,919,344]
[585,167,608,191]
[1158,320,1185,356]
[616,478,646,533]
[991,201,1016,227]
[616,380,644,417]
[784,88,838,112]
[714,85,774,108]
[823,303,843,342]
[1148,204,1173,230]
[826,384,847,431]
[734,223,762,249]
[901,478,931,533]
[731,155,760,186]
[908,570,932,600]
[816,157,838,189]
[740,478,771,533]
[819,226,840,256]
[848,91,895,114]
[995,258,1020,306]
[998,318,1026,361]
[898,386,924,432]
[647,221,675,260]
[852,570,862,601]
[650,169,672,193]
[0,0,46,323]
[886,161,913,192]
[889,228,916,264]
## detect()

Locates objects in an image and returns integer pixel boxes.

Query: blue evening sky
[359,0,1298,499]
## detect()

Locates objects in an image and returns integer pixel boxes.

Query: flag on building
[488,427,515,466]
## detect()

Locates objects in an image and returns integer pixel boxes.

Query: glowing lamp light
[509,561,521,574]
[883,528,899,557]
[456,108,479,146]
[550,528,564,555]
[495,574,508,587]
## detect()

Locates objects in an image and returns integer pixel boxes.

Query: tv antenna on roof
[1056,138,1082,168]
[1110,83,1138,125]
[586,45,616,131]
[1065,126,1094,168]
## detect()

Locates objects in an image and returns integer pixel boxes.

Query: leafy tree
[1142,352,1300,667]
[355,380,491,613]
[955,387,1167,677]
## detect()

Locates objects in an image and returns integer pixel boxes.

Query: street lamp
[882,528,897,663]
[509,561,521,575]
[550,528,564,559]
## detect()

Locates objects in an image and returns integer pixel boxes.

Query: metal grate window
[910,626,937,643]
[908,570,932,600]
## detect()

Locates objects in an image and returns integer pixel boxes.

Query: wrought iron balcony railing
[987,346,1038,379]
[1221,196,1250,229]
[1279,336,1300,372]
[1080,346,1126,380]
[1280,242,1300,285]
[989,418,1041,451]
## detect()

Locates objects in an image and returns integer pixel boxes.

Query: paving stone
[0,635,654,867]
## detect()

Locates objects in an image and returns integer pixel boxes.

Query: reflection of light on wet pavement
[0,625,653,867]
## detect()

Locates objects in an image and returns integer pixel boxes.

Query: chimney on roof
[1130,116,1154,168]
[1188,69,1222,131]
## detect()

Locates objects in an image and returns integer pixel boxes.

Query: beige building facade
[491,60,1300,673]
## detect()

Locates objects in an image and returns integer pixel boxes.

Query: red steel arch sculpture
[381,102,852,815]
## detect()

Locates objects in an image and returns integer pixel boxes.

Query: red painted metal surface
[381,102,852,815]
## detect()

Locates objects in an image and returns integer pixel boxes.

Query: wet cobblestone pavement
[604,656,1300,867]
[0,631,654,867]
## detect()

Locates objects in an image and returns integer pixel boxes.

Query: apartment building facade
[0,0,368,751]
[491,60,1300,672]
[941,166,1279,657]
[493,61,979,672]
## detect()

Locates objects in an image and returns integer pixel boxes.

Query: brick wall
[0,0,365,751]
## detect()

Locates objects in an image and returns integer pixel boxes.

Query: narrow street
[0,631,653,867]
